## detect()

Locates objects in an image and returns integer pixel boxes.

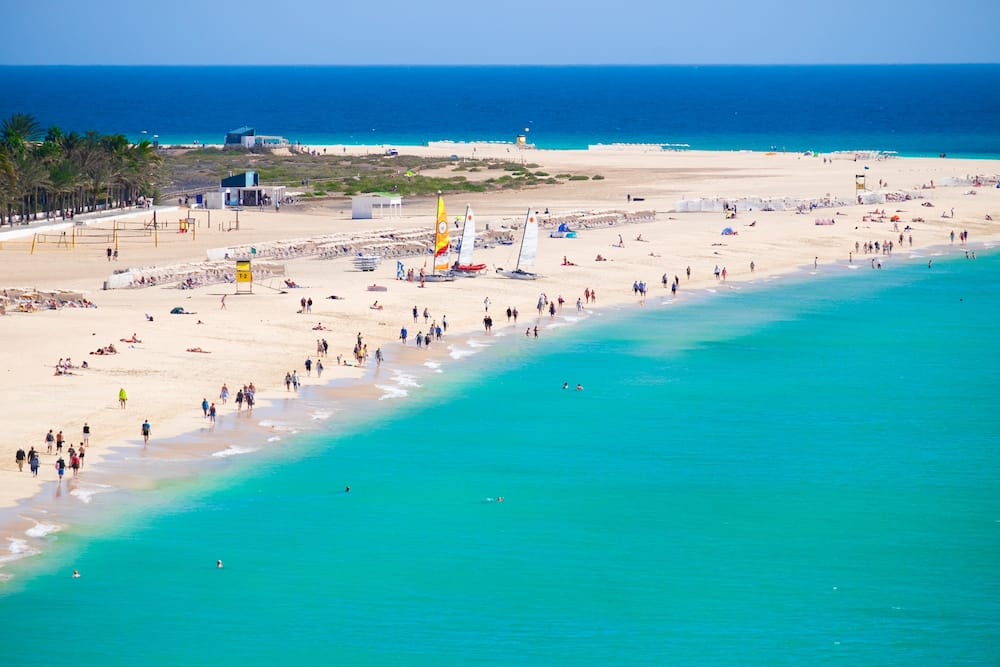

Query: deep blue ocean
[2,65,1000,156]
[1,247,998,665]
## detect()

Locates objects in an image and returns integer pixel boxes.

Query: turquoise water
[2,249,999,665]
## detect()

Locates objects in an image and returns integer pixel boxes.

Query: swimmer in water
[72,569,80,579]
[496,497,504,503]
[345,486,350,493]
[576,384,584,391]
[562,382,569,389]
[217,560,223,569]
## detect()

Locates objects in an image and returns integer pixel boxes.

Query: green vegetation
[160,148,566,199]
[567,175,590,181]
[0,113,162,225]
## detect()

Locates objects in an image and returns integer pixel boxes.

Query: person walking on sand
[29,453,40,477]
[220,384,229,405]
[202,397,210,417]
[83,422,90,445]
[220,294,227,310]
[118,387,128,409]
[209,402,217,423]
[45,429,55,453]
[141,419,151,445]
[15,447,26,472]
[56,457,66,482]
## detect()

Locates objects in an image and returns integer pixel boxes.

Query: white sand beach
[1,147,997,568]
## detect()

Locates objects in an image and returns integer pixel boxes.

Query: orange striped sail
[433,194,450,272]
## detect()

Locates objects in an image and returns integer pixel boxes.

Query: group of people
[18,422,92,479]
[54,357,87,375]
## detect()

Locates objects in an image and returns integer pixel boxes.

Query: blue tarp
[721,227,735,235]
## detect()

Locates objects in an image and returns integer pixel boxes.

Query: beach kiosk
[351,193,402,220]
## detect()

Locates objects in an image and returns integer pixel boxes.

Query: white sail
[458,205,476,266]
[516,209,539,270]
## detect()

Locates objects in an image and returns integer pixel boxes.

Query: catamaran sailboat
[423,193,456,282]
[497,208,540,280]
[452,205,487,275]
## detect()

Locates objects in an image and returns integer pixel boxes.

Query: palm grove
[0,113,162,226]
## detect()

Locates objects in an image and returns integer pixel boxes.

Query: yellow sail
[433,194,450,272]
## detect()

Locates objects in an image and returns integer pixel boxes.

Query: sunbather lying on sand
[186,347,210,353]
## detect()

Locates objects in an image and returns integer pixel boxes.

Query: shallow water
[2,247,998,666]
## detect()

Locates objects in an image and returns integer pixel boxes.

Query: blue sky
[2,0,998,65]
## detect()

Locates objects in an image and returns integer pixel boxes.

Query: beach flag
[396,261,405,280]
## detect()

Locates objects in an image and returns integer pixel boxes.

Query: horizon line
[2,62,999,67]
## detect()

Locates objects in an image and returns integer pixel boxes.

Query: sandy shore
[1,147,997,572]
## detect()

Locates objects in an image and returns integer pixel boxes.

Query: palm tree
[0,115,163,222]
[1,113,43,155]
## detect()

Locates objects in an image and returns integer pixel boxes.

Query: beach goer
[375,347,383,366]
[220,294,226,310]
[141,419,151,445]
[56,457,66,481]
[83,422,90,444]
[576,384,584,391]
[292,371,299,391]
[15,447,26,472]
[563,382,569,389]
[220,384,229,404]
[412,305,418,323]
[56,430,64,454]
[209,403,216,423]
[400,327,408,344]
[30,454,40,477]
[45,429,55,453]
[217,560,223,569]
[285,372,292,391]
[73,570,81,579]
[118,387,128,409]
[202,398,210,417]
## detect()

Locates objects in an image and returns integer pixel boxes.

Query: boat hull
[497,269,539,280]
